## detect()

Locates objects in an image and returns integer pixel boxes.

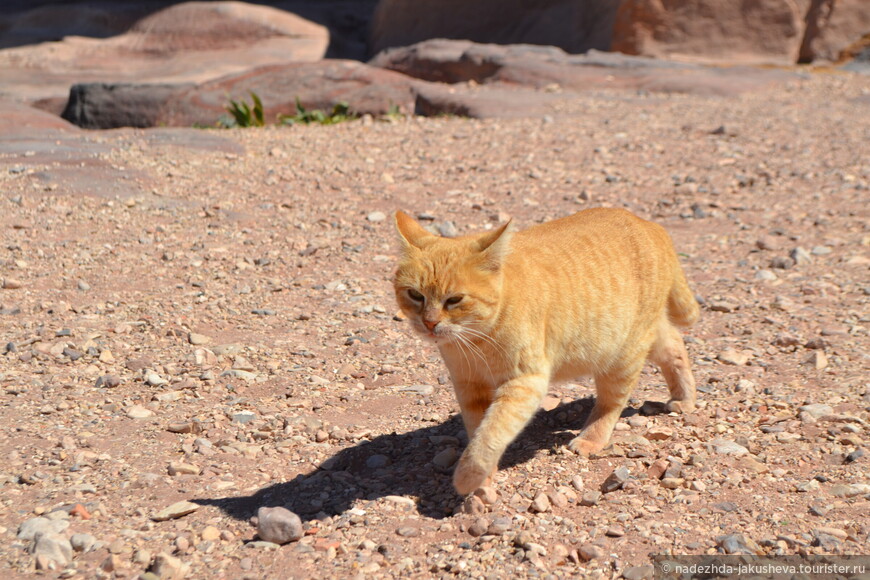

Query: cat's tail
[667,263,700,327]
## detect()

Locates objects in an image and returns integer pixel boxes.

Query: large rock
[60,60,418,129]
[61,38,801,128]
[61,83,195,130]
[0,1,377,59]
[799,0,870,62]
[165,60,418,125]
[368,0,622,56]
[372,39,797,96]
[122,1,328,53]
[0,1,329,105]
[612,0,805,65]
[371,40,578,84]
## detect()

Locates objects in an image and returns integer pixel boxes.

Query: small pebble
[257,506,302,544]
[580,490,602,506]
[126,405,154,419]
[188,332,211,345]
[709,438,749,456]
[149,552,190,579]
[601,466,631,493]
[717,533,761,555]
[578,543,604,561]
[623,566,655,580]
[529,492,551,513]
[151,501,200,522]
[487,517,511,535]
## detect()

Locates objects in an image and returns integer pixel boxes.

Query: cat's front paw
[453,454,493,495]
[666,399,696,414]
[567,436,606,457]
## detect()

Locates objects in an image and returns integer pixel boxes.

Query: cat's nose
[423,319,438,332]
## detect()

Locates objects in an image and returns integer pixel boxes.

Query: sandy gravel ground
[1,73,868,579]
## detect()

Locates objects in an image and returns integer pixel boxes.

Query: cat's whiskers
[454,330,492,378]
[453,326,499,380]
[449,328,475,372]
[461,324,509,361]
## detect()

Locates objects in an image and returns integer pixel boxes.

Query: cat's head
[393,211,513,345]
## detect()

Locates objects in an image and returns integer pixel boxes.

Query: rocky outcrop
[367,0,869,66]
[0,0,378,58]
[122,1,328,53]
[0,1,329,105]
[60,39,803,129]
[60,61,419,129]
[368,0,622,56]
[163,60,418,125]
[372,39,797,96]
[800,0,870,62]
[611,0,870,65]
[611,0,805,65]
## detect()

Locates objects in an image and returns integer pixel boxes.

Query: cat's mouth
[413,322,456,344]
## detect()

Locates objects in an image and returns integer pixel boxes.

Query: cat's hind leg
[569,360,643,457]
[453,374,548,495]
[649,318,696,413]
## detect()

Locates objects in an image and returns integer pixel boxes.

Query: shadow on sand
[193,396,652,521]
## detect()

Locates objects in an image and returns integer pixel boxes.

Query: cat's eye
[407,289,424,302]
[444,295,463,308]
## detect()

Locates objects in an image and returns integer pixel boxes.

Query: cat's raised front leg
[452,384,495,489]
[453,383,493,442]
[569,362,643,457]
[453,374,548,495]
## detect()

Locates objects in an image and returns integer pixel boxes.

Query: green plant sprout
[223,92,265,128]
[278,98,356,126]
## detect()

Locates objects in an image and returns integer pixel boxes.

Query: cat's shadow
[193,396,648,521]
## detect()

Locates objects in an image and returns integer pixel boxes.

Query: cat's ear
[476,219,514,270]
[395,210,434,249]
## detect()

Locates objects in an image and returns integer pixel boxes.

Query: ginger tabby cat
[393,208,699,495]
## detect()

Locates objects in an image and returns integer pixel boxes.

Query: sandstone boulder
[61,83,196,130]
[0,1,329,104]
[368,0,621,56]
[371,40,575,85]
[122,1,328,53]
[58,37,804,129]
[162,59,419,125]
[61,60,418,129]
[612,0,805,65]
[800,0,870,62]
[372,39,798,97]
